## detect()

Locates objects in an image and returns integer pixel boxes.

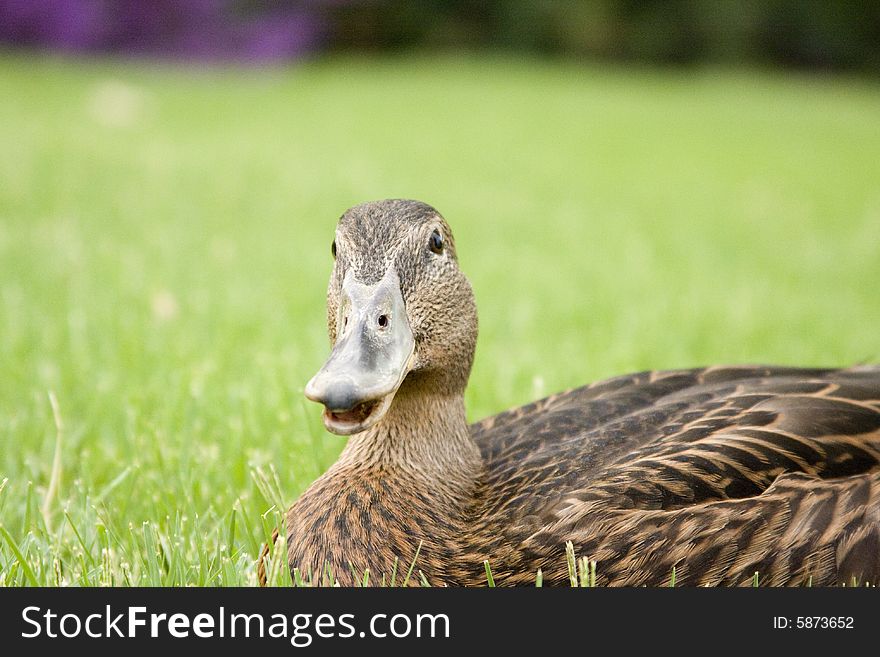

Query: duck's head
[305,199,477,435]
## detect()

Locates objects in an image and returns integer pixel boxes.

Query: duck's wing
[529,469,880,586]
[468,365,880,585]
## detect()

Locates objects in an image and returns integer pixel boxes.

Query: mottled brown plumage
[284,199,880,586]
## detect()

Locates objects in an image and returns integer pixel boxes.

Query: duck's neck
[335,383,482,506]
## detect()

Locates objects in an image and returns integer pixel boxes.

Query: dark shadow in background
[0,0,878,73]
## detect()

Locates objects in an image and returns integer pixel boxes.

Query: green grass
[1,54,879,586]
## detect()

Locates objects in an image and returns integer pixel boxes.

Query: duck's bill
[321,394,396,435]
[304,269,415,435]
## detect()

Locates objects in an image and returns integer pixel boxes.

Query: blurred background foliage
[1,0,879,73]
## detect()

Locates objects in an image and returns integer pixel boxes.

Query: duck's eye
[429,229,444,254]
[331,240,337,259]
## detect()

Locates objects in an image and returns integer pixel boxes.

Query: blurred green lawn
[1,55,878,585]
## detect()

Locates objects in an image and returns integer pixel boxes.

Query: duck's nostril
[377,314,389,328]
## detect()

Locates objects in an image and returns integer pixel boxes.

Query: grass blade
[94,466,133,505]
[0,477,9,516]
[565,541,577,587]
[390,556,399,587]
[65,511,97,568]
[484,560,496,587]
[41,391,64,535]
[0,525,39,586]
[402,540,423,587]
[226,506,237,560]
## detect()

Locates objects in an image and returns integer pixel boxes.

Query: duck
[280,198,880,587]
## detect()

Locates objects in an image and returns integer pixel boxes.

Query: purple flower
[0,0,334,63]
